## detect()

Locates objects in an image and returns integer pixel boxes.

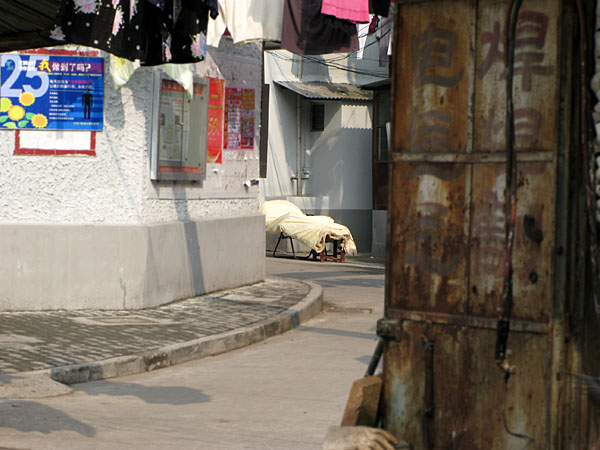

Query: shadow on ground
[75,381,211,406]
[0,400,96,436]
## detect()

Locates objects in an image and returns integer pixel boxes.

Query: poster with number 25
[0,54,104,131]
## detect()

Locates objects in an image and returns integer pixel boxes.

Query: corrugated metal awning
[274,81,373,101]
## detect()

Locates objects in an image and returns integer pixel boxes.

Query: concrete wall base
[0,214,266,311]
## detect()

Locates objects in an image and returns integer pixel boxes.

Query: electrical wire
[269,49,389,78]
[496,0,535,445]
[575,0,600,316]
[266,24,392,79]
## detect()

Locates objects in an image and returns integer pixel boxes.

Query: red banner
[207,78,224,163]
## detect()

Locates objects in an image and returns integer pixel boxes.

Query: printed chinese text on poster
[0,54,104,131]
[207,78,224,163]
[224,87,254,150]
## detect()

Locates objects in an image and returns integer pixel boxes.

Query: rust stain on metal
[388,162,467,315]
[384,0,565,447]
[384,320,551,449]
[469,162,554,322]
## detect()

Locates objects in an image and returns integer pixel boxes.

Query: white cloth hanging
[207,0,284,47]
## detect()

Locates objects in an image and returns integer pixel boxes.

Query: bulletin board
[224,87,255,150]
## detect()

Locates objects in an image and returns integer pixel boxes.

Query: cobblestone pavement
[0,278,310,374]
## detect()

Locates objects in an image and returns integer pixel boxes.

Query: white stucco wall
[0,39,262,226]
[0,39,266,310]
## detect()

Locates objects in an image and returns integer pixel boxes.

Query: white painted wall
[302,101,372,210]
[0,40,262,226]
[262,40,383,253]
[0,39,266,310]
[263,84,298,198]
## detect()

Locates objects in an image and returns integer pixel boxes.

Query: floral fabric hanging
[51,0,218,66]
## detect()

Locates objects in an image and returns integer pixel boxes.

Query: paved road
[0,257,385,450]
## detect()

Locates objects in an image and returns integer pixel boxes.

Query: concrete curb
[15,279,323,386]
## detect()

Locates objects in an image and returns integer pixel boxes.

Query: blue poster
[0,54,104,131]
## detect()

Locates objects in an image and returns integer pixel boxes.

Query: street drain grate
[70,316,176,326]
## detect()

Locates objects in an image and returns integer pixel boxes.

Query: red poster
[207,78,224,163]
[224,87,255,150]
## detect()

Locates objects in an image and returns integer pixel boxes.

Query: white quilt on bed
[260,200,357,255]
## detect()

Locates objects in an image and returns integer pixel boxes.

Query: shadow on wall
[309,128,373,213]
[127,67,207,299]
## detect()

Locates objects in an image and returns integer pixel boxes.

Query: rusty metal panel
[384,0,569,447]
[392,0,475,154]
[469,162,555,322]
[474,0,560,152]
[384,320,551,449]
[387,162,467,314]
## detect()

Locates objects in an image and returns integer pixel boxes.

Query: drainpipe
[296,94,302,196]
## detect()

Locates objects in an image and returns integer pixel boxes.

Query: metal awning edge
[274,81,373,101]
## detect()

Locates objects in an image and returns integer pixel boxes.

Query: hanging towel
[356,21,371,60]
[321,0,370,24]
[207,0,284,47]
[281,0,359,55]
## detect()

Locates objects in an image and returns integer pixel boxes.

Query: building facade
[262,39,389,256]
[0,38,265,311]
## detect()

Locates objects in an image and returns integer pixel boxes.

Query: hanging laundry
[321,0,370,24]
[51,0,218,66]
[281,0,359,55]
[356,21,371,60]
[378,2,394,67]
[207,0,284,47]
[369,0,390,17]
[164,64,195,100]
[109,55,140,89]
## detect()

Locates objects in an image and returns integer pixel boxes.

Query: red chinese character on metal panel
[478,10,553,91]
[481,107,542,147]
[472,166,544,281]
[409,109,452,152]
[412,23,464,87]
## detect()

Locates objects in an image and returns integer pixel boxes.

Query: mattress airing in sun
[259,200,357,255]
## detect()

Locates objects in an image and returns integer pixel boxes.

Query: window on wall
[150,73,209,181]
[310,103,325,132]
